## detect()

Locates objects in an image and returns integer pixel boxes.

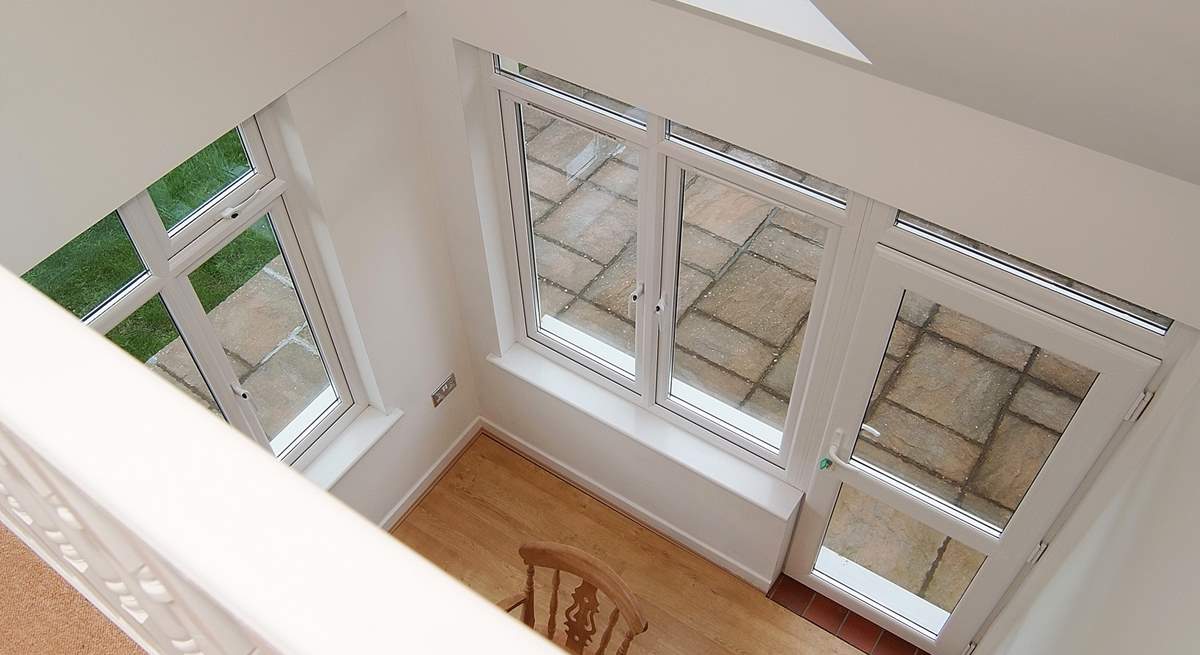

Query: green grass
[22,129,278,363]
[148,129,251,230]
[21,212,144,319]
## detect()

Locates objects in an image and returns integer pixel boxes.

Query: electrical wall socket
[431,373,457,407]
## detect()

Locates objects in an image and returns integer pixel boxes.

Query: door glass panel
[106,295,221,414]
[853,291,1097,529]
[816,485,986,635]
[668,171,827,450]
[149,129,253,232]
[188,215,336,449]
[522,104,640,377]
[21,212,145,319]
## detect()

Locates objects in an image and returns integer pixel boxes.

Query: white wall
[985,372,1200,654]
[414,0,1200,328]
[0,0,405,275]
[275,16,481,523]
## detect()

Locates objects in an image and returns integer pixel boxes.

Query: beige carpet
[0,522,140,655]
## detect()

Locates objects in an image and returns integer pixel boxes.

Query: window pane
[668,123,848,205]
[669,171,828,450]
[107,295,221,414]
[817,485,986,635]
[499,58,646,126]
[149,129,253,231]
[188,215,336,450]
[522,104,640,377]
[21,212,145,318]
[895,212,1171,333]
[853,291,1097,530]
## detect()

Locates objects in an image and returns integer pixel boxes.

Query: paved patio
[520,105,1098,615]
[145,255,332,438]
[522,106,827,432]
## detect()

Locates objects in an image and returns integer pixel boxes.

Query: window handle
[627,282,644,318]
[654,296,670,327]
[230,383,259,414]
[220,188,261,221]
[819,425,878,470]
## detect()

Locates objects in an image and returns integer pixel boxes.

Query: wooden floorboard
[390,433,860,654]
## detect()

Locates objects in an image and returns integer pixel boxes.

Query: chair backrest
[516,542,648,655]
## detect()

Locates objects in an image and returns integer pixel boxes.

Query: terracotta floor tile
[768,576,815,616]
[802,593,848,634]
[838,612,882,652]
[873,631,917,655]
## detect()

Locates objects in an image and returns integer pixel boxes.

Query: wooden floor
[390,433,860,654]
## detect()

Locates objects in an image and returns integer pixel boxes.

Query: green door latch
[818,457,832,470]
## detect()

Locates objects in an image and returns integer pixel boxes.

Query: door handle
[818,425,879,470]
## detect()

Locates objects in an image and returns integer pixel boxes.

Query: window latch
[654,296,670,326]
[627,282,644,318]
[220,188,261,221]
[230,383,259,414]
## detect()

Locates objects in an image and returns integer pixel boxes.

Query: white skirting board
[376,412,805,591]
[376,416,483,531]
[479,417,780,590]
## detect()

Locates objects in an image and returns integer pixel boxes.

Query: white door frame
[787,245,1159,654]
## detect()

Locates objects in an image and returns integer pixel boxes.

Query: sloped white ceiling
[811,1,1200,184]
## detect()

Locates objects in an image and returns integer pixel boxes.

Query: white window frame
[72,114,361,464]
[492,60,867,474]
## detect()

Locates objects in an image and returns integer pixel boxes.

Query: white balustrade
[0,267,556,654]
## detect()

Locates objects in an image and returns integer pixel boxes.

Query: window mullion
[635,114,669,404]
[118,192,171,276]
[159,277,272,450]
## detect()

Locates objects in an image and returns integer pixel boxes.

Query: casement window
[495,58,862,466]
[22,117,356,462]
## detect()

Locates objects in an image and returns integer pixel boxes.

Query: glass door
[790,245,1158,654]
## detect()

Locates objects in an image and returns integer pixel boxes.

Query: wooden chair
[497,542,648,654]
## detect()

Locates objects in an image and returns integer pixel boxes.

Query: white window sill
[297,405,403,490]
[488,343,803,521]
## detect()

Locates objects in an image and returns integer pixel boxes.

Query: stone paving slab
[924,540,985,612]
[536,186,637,264]
[242,341,331,438]
[533,237,602,292]
[748,226,823,278]
[525,161,581,203]
[209,269,305,367]
[1028,349,1097,397]
[1009,379,1080,432]
[770,208,827,245]
[887,336,1020,443]
[560,300,635,356]
[581,246,637,319]
[743,389,788,430]
[680,225,738,274]
[970,414,1059,510]
[695,255,815,347]
[673,350,753,409]
[825,486,944,599]
[863,401,982,483]
[682,176,774,245]
[761,322,807,399]
[675,313,775,381]
[927,306,1035,369]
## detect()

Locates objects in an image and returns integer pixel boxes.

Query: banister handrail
[0,267,557,654]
